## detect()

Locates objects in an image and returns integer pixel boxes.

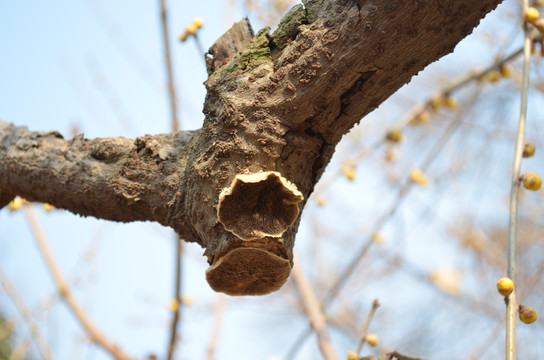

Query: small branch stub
[206,247,291,296]
[217,171,303,240]
[208,171,304,296]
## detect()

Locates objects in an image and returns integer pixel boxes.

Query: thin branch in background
[158,1,184,359]
[0,318,17,344]
[355,299,380,356]
[207,295,227,360]
[0,266,54,360]
[23,207,134,360]
[286,86,482,360]
[469,254,544,359]
[386,350,425,360]
[83,0,162,91]
[325,89,477,307]
[179,18,207,68]
[322,86,479,304]
[291,255,339,360]
[193,35,206,65]
[159,0,180,133]
[505,3,533,359]
[9,337,31,360]
[167,236,183,360]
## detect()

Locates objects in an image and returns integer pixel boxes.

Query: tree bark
[0,0,503,295]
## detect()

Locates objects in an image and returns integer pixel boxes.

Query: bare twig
[167,236,183,360]
[159,0,180,132]
[386,350,425,360]
[9,337,31,360]
[207,295,227,360]
[356,299,380,355]
[0,265,54,360]
[24,207,133,360]
[325,89,476,306]
[505,5,533,359]
[83,0,161,91]
[158,0,184,358]
[286,86,482,360]
[291,256,339,360]
[193,35,206,66]
[0,318,17,343]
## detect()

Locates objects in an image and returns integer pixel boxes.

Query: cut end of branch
[217,171,303,240]
[205,247,291,296]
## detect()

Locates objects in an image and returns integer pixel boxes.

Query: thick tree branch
[0,122,194,237]
[0,0,503,295]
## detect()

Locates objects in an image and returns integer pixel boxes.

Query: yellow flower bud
[42,203,55,212]
[193,17,205,29]
[411,111,431,126]
[519,304,538,324]
[186,23,198,36]
[523,143,536,158]
[8,196,24,212]
[522,172,542,191]
[524,7,540,23]
[365,333,379,347]
[169,300,180,312]
[343,165,356,181]
[179,32,188,42]
[485,70,501,83]
[316,196,326,207]
[496,277,514,296]
[445,97,458,110]
[347,351,359,360]
[410,169,430,187]
[430,95,446,110]
[499,64,513,78]
[372,232,385,244]
[385,129,405,143]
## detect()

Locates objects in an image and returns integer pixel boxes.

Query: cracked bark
[0,0,503,295]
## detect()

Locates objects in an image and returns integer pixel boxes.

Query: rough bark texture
[0,0,503,295]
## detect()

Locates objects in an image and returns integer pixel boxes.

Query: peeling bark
[0,0,503,295]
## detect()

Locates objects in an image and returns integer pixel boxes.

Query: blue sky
[1,0,544,359]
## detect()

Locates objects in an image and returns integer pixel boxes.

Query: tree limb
[0,0,504,295]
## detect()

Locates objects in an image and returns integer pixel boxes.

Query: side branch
[0,121,195,239]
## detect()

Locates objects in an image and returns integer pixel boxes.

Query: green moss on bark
[271,4,307,50]
[208,28,272,86]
